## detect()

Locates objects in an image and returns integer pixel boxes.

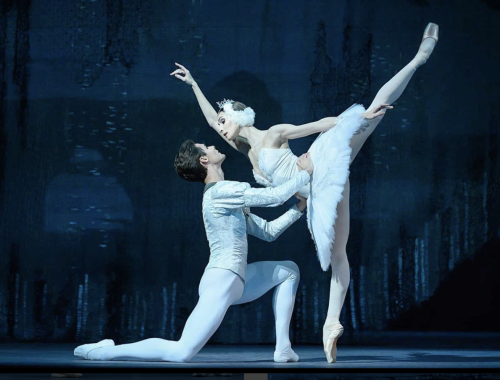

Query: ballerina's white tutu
[253,104,366,271]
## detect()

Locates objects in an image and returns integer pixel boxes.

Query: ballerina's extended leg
[350,23,439,161]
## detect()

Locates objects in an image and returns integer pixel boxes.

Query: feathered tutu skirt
[306,104,366,271]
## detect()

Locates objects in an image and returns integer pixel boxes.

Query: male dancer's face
[195,143,226,166]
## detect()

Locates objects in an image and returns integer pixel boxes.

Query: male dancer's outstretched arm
[211,153,312,212]
[244,194,307,242]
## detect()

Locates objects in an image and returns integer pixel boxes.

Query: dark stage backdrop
[0,0,499,344]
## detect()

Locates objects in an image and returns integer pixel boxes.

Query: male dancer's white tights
[325,37,437,325]
[85,260,299,362]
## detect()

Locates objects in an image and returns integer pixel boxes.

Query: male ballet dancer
[74,140,313,363]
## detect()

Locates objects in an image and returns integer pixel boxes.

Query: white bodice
[251,103,367,271]
[254,148,311,198]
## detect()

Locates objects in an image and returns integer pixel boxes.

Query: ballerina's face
[217,111,241,141]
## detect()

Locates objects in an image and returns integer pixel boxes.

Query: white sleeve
[210,181,250,212]
[245,205,303,242]
[242,170,310,208]
[210,171,310,213]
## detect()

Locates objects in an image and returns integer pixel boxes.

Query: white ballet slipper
[273,347,299,363]
[74,339,114,359]
[323,319,344,363]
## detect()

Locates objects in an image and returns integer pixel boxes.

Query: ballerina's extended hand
[362,104,394,120]
[170,62,195,86]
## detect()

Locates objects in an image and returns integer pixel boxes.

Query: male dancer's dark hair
[174,139,207,183]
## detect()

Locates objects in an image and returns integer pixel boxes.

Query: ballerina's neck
[239,126,267,147]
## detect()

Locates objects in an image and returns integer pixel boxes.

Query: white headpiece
[216,99,255,127]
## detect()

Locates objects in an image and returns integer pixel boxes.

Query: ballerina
[171,23,439,363]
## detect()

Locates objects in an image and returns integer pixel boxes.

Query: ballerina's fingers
[170,68,184,76]
[372,104,394,118]
[170,70,187,82]
[175,62,189,71]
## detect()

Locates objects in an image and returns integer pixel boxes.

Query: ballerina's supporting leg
[323,179,351,363]
[85,268,243,362]
[232,260,301,362]
[350,30,438,162]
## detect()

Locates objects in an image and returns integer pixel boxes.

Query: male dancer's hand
[297,152,313,175]
[295,193,307,212]
[170,62,195,86]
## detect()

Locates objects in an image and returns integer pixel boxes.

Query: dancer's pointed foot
[414,23,439,68]
[422,22,439,43]
[323,319,344,363]
[274,347,299,363]
[74,339,114,359]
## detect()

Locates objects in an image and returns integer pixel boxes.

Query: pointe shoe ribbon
[323,320,344,363]
[74,339,115,359]
[422,22,439,43]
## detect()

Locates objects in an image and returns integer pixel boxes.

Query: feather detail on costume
[307,104,366,271]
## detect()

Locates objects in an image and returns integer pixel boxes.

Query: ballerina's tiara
[216,98,255,127]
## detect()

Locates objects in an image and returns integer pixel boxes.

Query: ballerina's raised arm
[170,62,250,153]
[171,62,392,151]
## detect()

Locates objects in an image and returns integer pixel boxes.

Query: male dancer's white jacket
[202,170,311,281]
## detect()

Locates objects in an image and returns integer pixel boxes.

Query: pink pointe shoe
[422,22,439,43]
[323,320,344,363]
[415,22,439,67]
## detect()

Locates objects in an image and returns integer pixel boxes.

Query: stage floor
[0,375,499,380]
[0,376,239,379]
[1,340,500,369]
